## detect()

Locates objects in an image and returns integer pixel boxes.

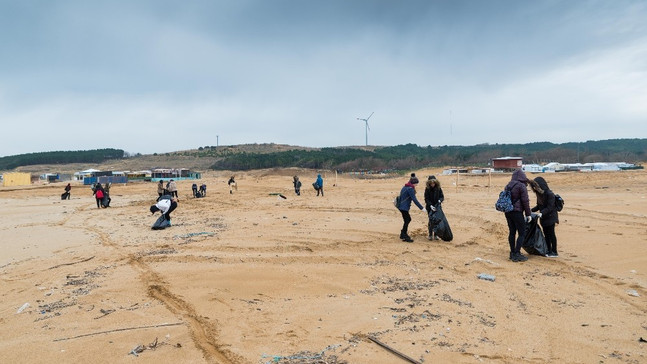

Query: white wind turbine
[357,112,374,146]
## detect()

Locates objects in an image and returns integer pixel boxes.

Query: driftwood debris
[53,322,184,342]
[368,336,421,364]
[48,256,95,270]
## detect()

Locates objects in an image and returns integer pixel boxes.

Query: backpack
[554,194,564,212]
[495,188,514,212]
[95,189,104,199]
[393,195,401,208]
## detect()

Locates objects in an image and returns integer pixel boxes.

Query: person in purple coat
[397,176,425,242]
[504,169,532,262]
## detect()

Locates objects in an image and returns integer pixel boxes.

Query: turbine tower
[356,112,374,146]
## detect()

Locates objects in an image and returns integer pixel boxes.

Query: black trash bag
[429,204,453,242]
[152,214,171,230]
[101,194,111,208]
[522,216,548,256]
[61,191,70,200]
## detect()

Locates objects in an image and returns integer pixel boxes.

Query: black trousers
[505,211,526,254]
[542,223,557,253]
[399,209,412,234]
[164,201,178,220]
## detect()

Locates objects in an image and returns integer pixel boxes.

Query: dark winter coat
[505,169,531,216]
[424,180,444,209]
[530,176,559,225]
[398,183,424,211]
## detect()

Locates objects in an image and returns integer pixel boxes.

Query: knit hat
[428,175,436,180]
[409,176,419,184]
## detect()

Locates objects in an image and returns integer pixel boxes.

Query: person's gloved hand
[536,212,542,218]
[430,205,437,212]
[525,215,532,223]
[438,200,442,205]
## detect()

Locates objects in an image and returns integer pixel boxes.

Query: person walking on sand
[530,177,560,257]
[157,180,165,198]
[167,179,178,198]
[424,175,445,240]
[396,176,425,242]
[63,183,71,200]
[293,176,302,196]
[228,176,237,194]
[314,174,324,196]
[504,169,532,262]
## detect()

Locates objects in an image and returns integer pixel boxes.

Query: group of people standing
[91,182,111,208]
[396,173,446,243]
[396,169,559,262]
[157,179,178,198]
[505,170,560,262]
[291,174,324,196]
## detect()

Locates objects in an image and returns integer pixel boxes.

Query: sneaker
[427,235,433,241]
[403,236,414,243]
[547,251,558,257]
[434,236,441,241]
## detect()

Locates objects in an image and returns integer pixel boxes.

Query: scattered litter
[129,345,145,357]
[639,337,647,343]
[261,344,341,364]
[477,273,496,282]
[470,257,498,266]
[173,232,215,240]
[269,193,287,199]
[627,290,640,297]
[16,303,30,314]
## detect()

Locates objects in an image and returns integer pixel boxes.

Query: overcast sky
[1,0,646,157]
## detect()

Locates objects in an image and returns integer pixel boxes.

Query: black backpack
[554,194,564,212]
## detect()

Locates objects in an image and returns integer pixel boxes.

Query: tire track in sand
[84,222,239,363]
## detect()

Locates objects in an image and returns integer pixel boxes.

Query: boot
[400,230,406,240]
[403,235,414,243]
[512,252,528,262]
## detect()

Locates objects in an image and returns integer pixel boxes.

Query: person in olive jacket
[505,169,532,262]
[530,176,560,257]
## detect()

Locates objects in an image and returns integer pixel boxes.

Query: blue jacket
[398,183,424,211]
[315,175,323,188]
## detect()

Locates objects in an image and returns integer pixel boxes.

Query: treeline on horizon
[0,139,645,172]
[205,138,646,171]
[0,149,125,170]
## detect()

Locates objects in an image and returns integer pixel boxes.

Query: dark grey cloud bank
[1,0,646,156]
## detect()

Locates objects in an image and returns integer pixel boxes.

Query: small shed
[492,157,523,170]
[2,172,32,187]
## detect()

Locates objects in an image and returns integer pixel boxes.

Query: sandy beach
[1,168,646,364]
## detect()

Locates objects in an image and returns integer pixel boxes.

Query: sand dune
[1,169,646,363]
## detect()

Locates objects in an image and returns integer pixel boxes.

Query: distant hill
[1,139,645,173]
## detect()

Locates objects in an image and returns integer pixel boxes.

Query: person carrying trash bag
[424,175,445,240]
[192,183,199,197]
[61,183,71,200]
[529,176,560,257]
[150,195,178,230]
[504,169,532,262]
[396,176,426,242]
[93,183,106,209]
